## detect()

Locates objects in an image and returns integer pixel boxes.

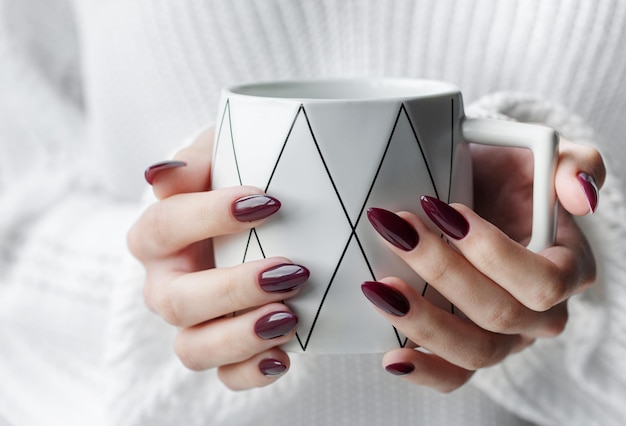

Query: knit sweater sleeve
[0,0,85,251]
[467,92,626,425]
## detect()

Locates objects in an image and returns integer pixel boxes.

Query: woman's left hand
[362,138,605,392]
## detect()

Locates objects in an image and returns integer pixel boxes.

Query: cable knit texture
[1,0,626,425]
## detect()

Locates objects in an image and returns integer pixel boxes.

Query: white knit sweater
[1,0,626,425]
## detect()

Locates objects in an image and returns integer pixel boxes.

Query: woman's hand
[127,128,309,390]
[362,138,605,392]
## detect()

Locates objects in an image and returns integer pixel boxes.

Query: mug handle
[462,118,559,252]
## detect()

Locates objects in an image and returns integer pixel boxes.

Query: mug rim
[225,78,460,102]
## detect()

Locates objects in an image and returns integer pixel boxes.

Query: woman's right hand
[127,128,309,390]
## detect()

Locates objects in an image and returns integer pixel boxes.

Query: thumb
[555,138,605,216]
[147,127,215,199]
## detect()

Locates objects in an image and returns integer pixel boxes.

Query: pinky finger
[217,348,291,391]
[382,348,474,393]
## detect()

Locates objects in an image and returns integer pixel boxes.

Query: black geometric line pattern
[264,105,373,351]
[242,228,265,263]
[353,104,439,348]
[215,97,455,351]
[448,97,455,204]
[214,99,243,186]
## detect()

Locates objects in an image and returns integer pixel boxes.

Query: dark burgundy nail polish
[259,358,287,376]
[254,311,298,339]
[578,172,599,214]
[385,362,415,376]
[144,160,187,185]
[361,281,410,316]
[420,195,469,240]
[232,194,281,222]
[366,208,418,251]
[259,264,310,293]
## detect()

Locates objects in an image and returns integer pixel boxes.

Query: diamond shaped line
[296,105,441,350]
[297,104,442,350]
[215,99,243,186]
[352,103,443,237]
[263,105,371,351]
[447,97,455,204]
[216,100,356,350]
[353,103,446,336]
[261,103,446,351]
[241,228,308,347]
[242,228,266,263]
[225,100,451,351]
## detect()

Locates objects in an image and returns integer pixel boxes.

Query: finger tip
[258,357,289,377]
[557,176,599,216]
[144,160,187,185]
[384,361,416,376]
[577,172,599,214]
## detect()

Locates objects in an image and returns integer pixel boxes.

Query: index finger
[128,186,280,260]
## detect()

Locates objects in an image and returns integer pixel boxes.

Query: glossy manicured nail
[259,358,288,377]
[254,311,298,339]
[385,362,415,376]
[366,208,418,251]
[578,172,599,214]
[420,195,469,240]
[144,160,187,185]
[361,281,410,316]
[232,194,281,222]
[259,263,310,293]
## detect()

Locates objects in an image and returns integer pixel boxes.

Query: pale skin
[128,127,605,392]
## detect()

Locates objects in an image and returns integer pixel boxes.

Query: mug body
[211,79,472,354]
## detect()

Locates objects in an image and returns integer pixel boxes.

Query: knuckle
[126,223,143,259]
[143,284,157,312]
[543,305,569,337]
[220,332,238,354]
[410,321,435,343]
[473,237,511,275]
[528,274,569,312]
[425,252,454,285]
[218,272,247,312]
[174,332,204,371]
[128,201,173,258]
[152,283,182,326]
[484,301,525,333]
[466,335,501,370]
[545,317,567,337]
[144,202,174,252]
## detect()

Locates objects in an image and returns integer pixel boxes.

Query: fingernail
[259,263,310,293]
[254,311,298,339]
[259,358,288,376]
[420,195,469,240]
[144,160,187,185]
[366,208,418,251]
[578,172,599,214]
[232,194,281,222]
[361,281,410,316]
[385,362,415,376]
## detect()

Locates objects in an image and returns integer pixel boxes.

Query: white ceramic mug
[211,78,558,354]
